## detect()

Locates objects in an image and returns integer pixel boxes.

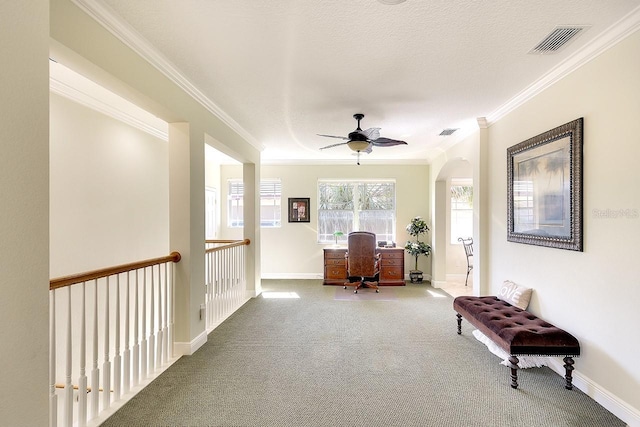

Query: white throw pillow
[497,280,532,310]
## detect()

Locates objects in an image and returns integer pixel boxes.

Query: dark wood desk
[323,247,405,286]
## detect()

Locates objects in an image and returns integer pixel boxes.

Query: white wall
[220,164,431,278]
[50,93,169,277]
[484,30,640,421]
[0,1,49,425]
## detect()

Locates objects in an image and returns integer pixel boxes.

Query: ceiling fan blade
[319,141,349,150]
[317,134,349,140]
[359,127,381,141]
[371,137,408,147]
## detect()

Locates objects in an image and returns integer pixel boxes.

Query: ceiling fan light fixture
[347,140,370,152]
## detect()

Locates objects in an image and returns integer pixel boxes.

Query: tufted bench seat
[453,295,580,389]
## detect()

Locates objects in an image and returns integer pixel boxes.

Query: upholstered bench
[453,295,580,389]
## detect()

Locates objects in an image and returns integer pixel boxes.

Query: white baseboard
[173,330,208,356]
[263,273,435,284]
[261,273,323,280]
[546,358,640,427]
[432,280,447,289]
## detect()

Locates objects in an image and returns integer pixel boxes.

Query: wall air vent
[529,25,589,54]
[439,128,459,136]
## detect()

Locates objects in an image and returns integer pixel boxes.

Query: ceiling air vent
[529,25,589,54]
[439,128,459,136]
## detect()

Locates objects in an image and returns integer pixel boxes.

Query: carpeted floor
[101,280,624,427]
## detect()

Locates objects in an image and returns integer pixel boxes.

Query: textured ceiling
[94,0,640,164]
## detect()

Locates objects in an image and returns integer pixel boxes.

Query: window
[227,179,281,228]
[318,180,395,243]
[451,180,473,243]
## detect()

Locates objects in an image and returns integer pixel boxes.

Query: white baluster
[78,282,88,427]
[102,277,111,411]
[64,287,73,427]
[217,251,222,322]
[49,291,58,427]
[234,246,239,306]
[211,252,216,324]
[214,251,220,323]
[242,245,246,293]
[162,262,169,363]
[209,251,214,327]
[169,262,175,359]
[219,250,223,319]
[113,275,121,402]
[206,251,211,329]
[224,249,229,317]
[133,270,140,385]
[90,279,99,419]
[149,265,155,374]
[123,271,131,394]
[141,268,147,380]
[156,264,163,368]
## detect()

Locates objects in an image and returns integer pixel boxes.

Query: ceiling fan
[318,113,408,165]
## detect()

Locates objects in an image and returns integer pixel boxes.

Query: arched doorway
[433,158,474,297]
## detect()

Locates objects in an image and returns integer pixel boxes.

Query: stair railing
[49,252,181,427]
[205,239,251,331]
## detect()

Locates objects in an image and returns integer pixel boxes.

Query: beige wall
[482,31,640,420]
[220,164,431,278]
[0,1,50,425]
[50,93,169,277]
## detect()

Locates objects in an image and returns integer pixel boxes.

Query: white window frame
[450,179,473,244]
[227,179,281,228]
[317,180,396,244]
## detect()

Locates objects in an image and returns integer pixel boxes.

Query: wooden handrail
[205,238,251,253]
[49,252,182,291]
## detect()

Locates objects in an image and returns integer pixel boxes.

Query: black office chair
[344,231,380,293]
[458,237,473,286]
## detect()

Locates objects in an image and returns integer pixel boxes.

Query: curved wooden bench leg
[456,313,462,335]
[563,357,575,390]
[508,356,520,389]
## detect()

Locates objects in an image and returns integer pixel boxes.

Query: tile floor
[437,277,474,298]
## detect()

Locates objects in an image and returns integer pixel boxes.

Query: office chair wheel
[376,289,379,293]
[343,286,347,289]
[354,290,358,294]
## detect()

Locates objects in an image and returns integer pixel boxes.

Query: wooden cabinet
[323,248,405,286]
[378,248,405,285]
[323,248,348,285]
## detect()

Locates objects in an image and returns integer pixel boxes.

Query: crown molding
[50,75,169,141]
[71,0,263,152]
[486,5,640,125]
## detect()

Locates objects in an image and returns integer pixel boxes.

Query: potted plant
[404,216,432,283]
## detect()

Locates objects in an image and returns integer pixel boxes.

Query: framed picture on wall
[507,117,583,251]
[288,198,310,223]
